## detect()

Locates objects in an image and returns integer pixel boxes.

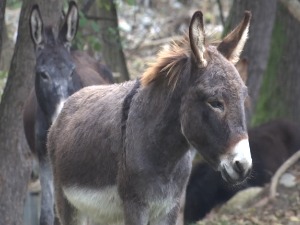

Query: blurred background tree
[225,0,278,122]
[77,0,130,81]
[253,2,300,125]
[0,0,6,57]
[226,0,300,125]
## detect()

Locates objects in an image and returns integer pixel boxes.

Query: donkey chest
[63,185,177,224]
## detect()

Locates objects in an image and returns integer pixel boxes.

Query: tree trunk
[96,0,130,81]
[225,0,278,123]
[0,23,14,71]
[0,0,6,58]
[0,0,62,224]
[252,3,300,125]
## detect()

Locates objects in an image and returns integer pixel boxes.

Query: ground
[197,160,300,225]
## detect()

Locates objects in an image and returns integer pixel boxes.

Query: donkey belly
[63,185,124,225]
[63,184,178,224]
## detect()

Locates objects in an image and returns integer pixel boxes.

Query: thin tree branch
[269,150,300,199]
[280,0,300,22]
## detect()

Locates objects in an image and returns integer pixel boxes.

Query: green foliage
[107,27,120,43]
[73,1,125,53]
[91,22,100,33]
[74,11,102,52]
[251,10,287,126]
[125,0,136,5]
[0,71,7,79]
[97,0,111,11]
[7,0,22,9]
[78,11,88,27]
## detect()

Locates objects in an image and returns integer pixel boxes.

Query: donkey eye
[39,72,50,81]
[208,101,224,111]
[69,66,76,77]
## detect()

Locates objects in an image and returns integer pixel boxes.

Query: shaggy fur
[48,11,251,225]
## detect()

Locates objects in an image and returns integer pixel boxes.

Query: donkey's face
[181,12,252,184]
[30,1,80,122]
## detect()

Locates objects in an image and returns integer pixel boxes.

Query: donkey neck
[128,71,191,172]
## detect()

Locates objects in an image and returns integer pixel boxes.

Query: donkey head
[180,11,252,184]
[30,1,80,122]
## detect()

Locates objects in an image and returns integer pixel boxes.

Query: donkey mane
[141,37,191,88]
[140,36,223,88]
[141,11,251,88]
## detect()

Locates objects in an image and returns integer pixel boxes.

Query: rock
[279,173,297,188]
[219,187,263,214]
[28,180,41,194]
[119,18,132,32]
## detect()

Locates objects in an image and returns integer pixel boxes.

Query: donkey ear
[235,58,248,83]
[59,1,79,44]
[217,11,251,64]
[29,5,44,46]
[189,11,207,67]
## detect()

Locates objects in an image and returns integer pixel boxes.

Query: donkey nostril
[234,160,244,174]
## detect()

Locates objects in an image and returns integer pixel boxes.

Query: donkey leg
[175,190,186,225]
[35,115,57,225]
[39,158,56,225]
[55,185,80,225]
[39,157,55,225]
[152,203,180,225]
[123,201,150,225]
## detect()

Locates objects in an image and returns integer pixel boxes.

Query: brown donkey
[23,2,113,225]
[48,11,252,225]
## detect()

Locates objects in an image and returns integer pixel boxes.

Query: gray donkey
[48,10,252,225]
[23,2,113,225]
